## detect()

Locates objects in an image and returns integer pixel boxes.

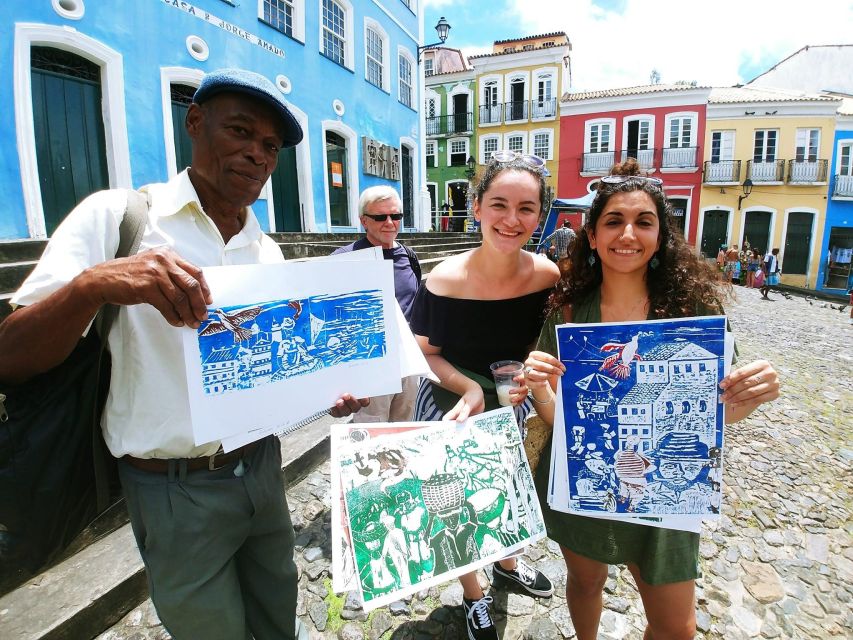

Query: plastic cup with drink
[490,360,525,407]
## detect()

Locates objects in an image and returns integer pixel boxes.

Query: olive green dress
[533,290,701,585]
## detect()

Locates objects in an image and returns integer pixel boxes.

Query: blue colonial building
[817,101,853,294]
[1,0,426,239]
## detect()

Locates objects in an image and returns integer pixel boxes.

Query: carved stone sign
[363,137,400,180]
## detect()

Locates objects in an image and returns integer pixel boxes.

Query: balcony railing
[748,159,785,182]
[787,159,828,183]
[479,104,502,125]
[622,148,656,171]
[425,112,474,136]
[661,146,698,169]
[703,160,742,183]
[583,151,616,173]
[530,98,557,119]
[834,174,853,197]
[504,100,529,122]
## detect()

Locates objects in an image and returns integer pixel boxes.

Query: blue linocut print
[196,290,386,396]
[556,317,726,516]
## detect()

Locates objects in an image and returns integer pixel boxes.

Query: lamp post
[464,156,476,181]
[417,17,451,62]
[737,178,754,210]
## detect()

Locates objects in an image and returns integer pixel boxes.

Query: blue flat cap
[193,68,303,148]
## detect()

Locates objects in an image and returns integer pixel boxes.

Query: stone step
[0,413,344,640]
[0,240,47,263]
[0,261,37,294]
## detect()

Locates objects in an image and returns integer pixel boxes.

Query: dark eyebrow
[487,194,538,206]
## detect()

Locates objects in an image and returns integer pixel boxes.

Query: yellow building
[469,33,572,199]
[698,86,841,288]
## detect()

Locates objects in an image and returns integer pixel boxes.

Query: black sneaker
[492,559,554,597]
[462,595,499,640]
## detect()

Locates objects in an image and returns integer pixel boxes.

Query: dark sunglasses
[362,213,404,222]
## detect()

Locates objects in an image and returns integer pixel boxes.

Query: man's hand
[84,247,212,328]
[330,394,370,418]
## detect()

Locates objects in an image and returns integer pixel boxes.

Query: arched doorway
[170,83,195,173]
[700,209,729,258]
[325,131,350,226]
[401,145,414,228]
[31,47,109,235]
[742,210,771,255]
[783,212,813,275]
[270,147,302,231]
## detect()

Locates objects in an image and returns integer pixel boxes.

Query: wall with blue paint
[816,125,853,293]
[1,0,421,238]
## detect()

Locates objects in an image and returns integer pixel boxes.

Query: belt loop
[178,459,188,482]
[167,459,176,483]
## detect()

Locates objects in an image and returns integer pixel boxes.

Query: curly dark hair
[553,158,730,318]
[472,156,549,215]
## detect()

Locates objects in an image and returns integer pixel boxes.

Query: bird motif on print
[599,333,643,380]
[287,299,302,320]
[199,306,263,343]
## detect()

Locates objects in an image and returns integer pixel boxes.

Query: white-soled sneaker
[492,558,554,597]
[462,595,499,640]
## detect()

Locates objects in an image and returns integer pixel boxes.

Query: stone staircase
[0,231,478,639]
[0,232,480,320]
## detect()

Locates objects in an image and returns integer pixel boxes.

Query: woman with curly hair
[523,159,780,640]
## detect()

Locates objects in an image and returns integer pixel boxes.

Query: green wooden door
[700,210,729,258]
[170,83,195,173]
[742,210,771,255]
[270,146,302,231]
[326,132,349,226]
[31,47,109,236]
[783,212,812,275]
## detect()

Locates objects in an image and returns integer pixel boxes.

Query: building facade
[469,33,571,205]
[557,84,711,243]
[3,0,425,240]
[422,47,474,229]
[698,87,840,288]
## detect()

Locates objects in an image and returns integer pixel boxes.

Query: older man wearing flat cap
[0,68,365,639]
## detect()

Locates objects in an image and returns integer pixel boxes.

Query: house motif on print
[617,340,718,452]
[247,324,273,383]
[202,346,240,395]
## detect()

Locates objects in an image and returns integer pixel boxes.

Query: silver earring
[588,253,597,266]
[650,254,660,269]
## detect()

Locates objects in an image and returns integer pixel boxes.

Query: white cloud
[490,0,853,91]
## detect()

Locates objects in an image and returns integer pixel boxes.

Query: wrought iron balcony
[833,174,853,197]
[425,112,474,136]
[661,146,697,169]
[622,148,656,171]
[583,151,615,174]
[703,160,742,183]
[504,100,529,122]
[787,159,827,183]
[530,98,557,119]
[479,104,502,125]
[747,159,785,182]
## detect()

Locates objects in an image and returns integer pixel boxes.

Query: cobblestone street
[101,288,852,640]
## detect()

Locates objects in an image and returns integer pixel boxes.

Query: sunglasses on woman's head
[362,213,404,222]
[599,175,663,186]
[490,150,546,168]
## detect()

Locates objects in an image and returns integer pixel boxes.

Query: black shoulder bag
[0,191,148,572]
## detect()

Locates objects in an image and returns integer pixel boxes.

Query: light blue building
[816,106,853,294]
[2,0,426,239]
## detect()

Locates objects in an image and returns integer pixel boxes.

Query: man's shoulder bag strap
[400,242,422,283]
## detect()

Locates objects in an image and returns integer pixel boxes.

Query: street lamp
[737,178,754,209]
[417,16,451,62]
[465,156,476,181]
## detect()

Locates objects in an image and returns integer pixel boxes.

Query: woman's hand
[509,373,529,406]
[444,383,485,423]
[524,350,566,396]
[720,359,779,422]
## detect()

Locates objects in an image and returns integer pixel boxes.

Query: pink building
[557,84,711,245]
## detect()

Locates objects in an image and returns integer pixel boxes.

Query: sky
[423,0,853,91]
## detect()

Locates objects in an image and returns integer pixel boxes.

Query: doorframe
[781,206,818,281]
[267,103,313,231]
[160,67,204,178]
[15,23,131,238]
[696,205,734,256]
[738,206,776,253]
[321,119,359,230]
[399,135,418,230]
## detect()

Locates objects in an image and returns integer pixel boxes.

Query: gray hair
[359,185,402,217]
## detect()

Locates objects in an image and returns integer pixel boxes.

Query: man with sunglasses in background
[332,185,421,422]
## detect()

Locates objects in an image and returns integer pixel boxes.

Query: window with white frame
[481,79,500,124]
[840,142,853,175]
[532,130,552,160]
[795,128,820,162]
[425,140,436,167]
[321,0,347,66]
[710,130,735,163]
[425,96,436,118]
[480,135,499,163]
[448,138,468,166]
[754,130,778,161]
[262,0,295,37]
[398,51,413,108]
[506,133,525,154]
[533,72,554,117]
[588,122,611,153]
[424,57,433,76]
[667,116,693,148]
[365,25,384,89]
